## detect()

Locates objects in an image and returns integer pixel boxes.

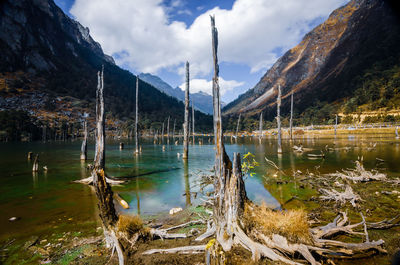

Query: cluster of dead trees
[75,16,399,265]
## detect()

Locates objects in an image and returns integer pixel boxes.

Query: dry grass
[243,203,311,244]
[117,214,145,237]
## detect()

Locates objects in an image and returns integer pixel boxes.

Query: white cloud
[179,78,244,96]
[70,0,348,78]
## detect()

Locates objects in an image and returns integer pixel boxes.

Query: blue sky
[54,0,347,103]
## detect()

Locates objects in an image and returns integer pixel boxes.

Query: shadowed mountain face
[223,0,400,121]
[0,0,212,131]
[138,73,225,115]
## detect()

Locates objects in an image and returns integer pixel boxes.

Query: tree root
[195,220,216,241]
[74,176,126,185]
[319,186,362,207]
[325,160,386,183]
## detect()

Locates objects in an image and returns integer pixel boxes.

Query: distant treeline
[0,110,41,141]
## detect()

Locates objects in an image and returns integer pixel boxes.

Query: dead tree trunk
[80,118,88,160]
[210,15,248,255]
[173,119,176,140]
[236,113,241,139]
[92,67,124,265]
[259,112,263,140]
[32,154,39,172]
[277,84,282,154]
[335,114,338,137]
[162,121,165,143]
[192,101,195,144]
[183,61,190,159]
[135,76,139,154]
[167,116,170,143]
[290,91,293,140]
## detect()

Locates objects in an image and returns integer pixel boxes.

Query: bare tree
[335,114,338,137]
[277,84,282,154]
[173,119,176,140]
[92,67,124,264]
[236,113,241,138]
[183,62,190,159]
[192,101,195,144]
[135,76,139,154]
[80,117,88,160]
[167,116,170,143]
[259,112,263,140]
[290,91,294,140]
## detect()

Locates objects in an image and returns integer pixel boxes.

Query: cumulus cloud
[179,78,244,96]
[70,0,347,89]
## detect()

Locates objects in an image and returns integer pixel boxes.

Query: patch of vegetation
[243,203,311,244]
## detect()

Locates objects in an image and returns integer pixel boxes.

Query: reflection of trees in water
[135,155,140,215]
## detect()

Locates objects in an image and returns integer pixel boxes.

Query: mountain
[138,73,224,115]
[0,0,212,140]
[223,0,400,125]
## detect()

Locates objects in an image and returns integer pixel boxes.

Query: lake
[1,134,399,264]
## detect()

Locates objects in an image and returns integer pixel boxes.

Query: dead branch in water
[325,160,386,183]
[319,186,362,208]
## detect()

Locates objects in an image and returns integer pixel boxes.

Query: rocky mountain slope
[223,0,400,124]
[139,73,224,115]
[0,0,212,140]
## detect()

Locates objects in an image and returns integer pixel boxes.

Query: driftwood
[183,61,190,159]
[114,193,129,209]
[325,161,386,183]
[277,84,282,154]
[143,245,206,255]
[74,176,125,185]
[293,145,303,153]
[319,186,362,207]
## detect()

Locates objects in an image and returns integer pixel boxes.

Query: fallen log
[143,245,206,255]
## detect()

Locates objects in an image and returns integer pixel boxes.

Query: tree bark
[277,84,282,154]
[290,92,293,140]
[183,61,190,159]
[80,118,88,160]
[135,76,139,154]
[94,68,105,169]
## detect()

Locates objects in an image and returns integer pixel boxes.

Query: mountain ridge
[138,72,225,115]
[0,0,212,140]
[223,0,400,126]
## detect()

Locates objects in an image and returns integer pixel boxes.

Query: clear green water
[0,135,399,263]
